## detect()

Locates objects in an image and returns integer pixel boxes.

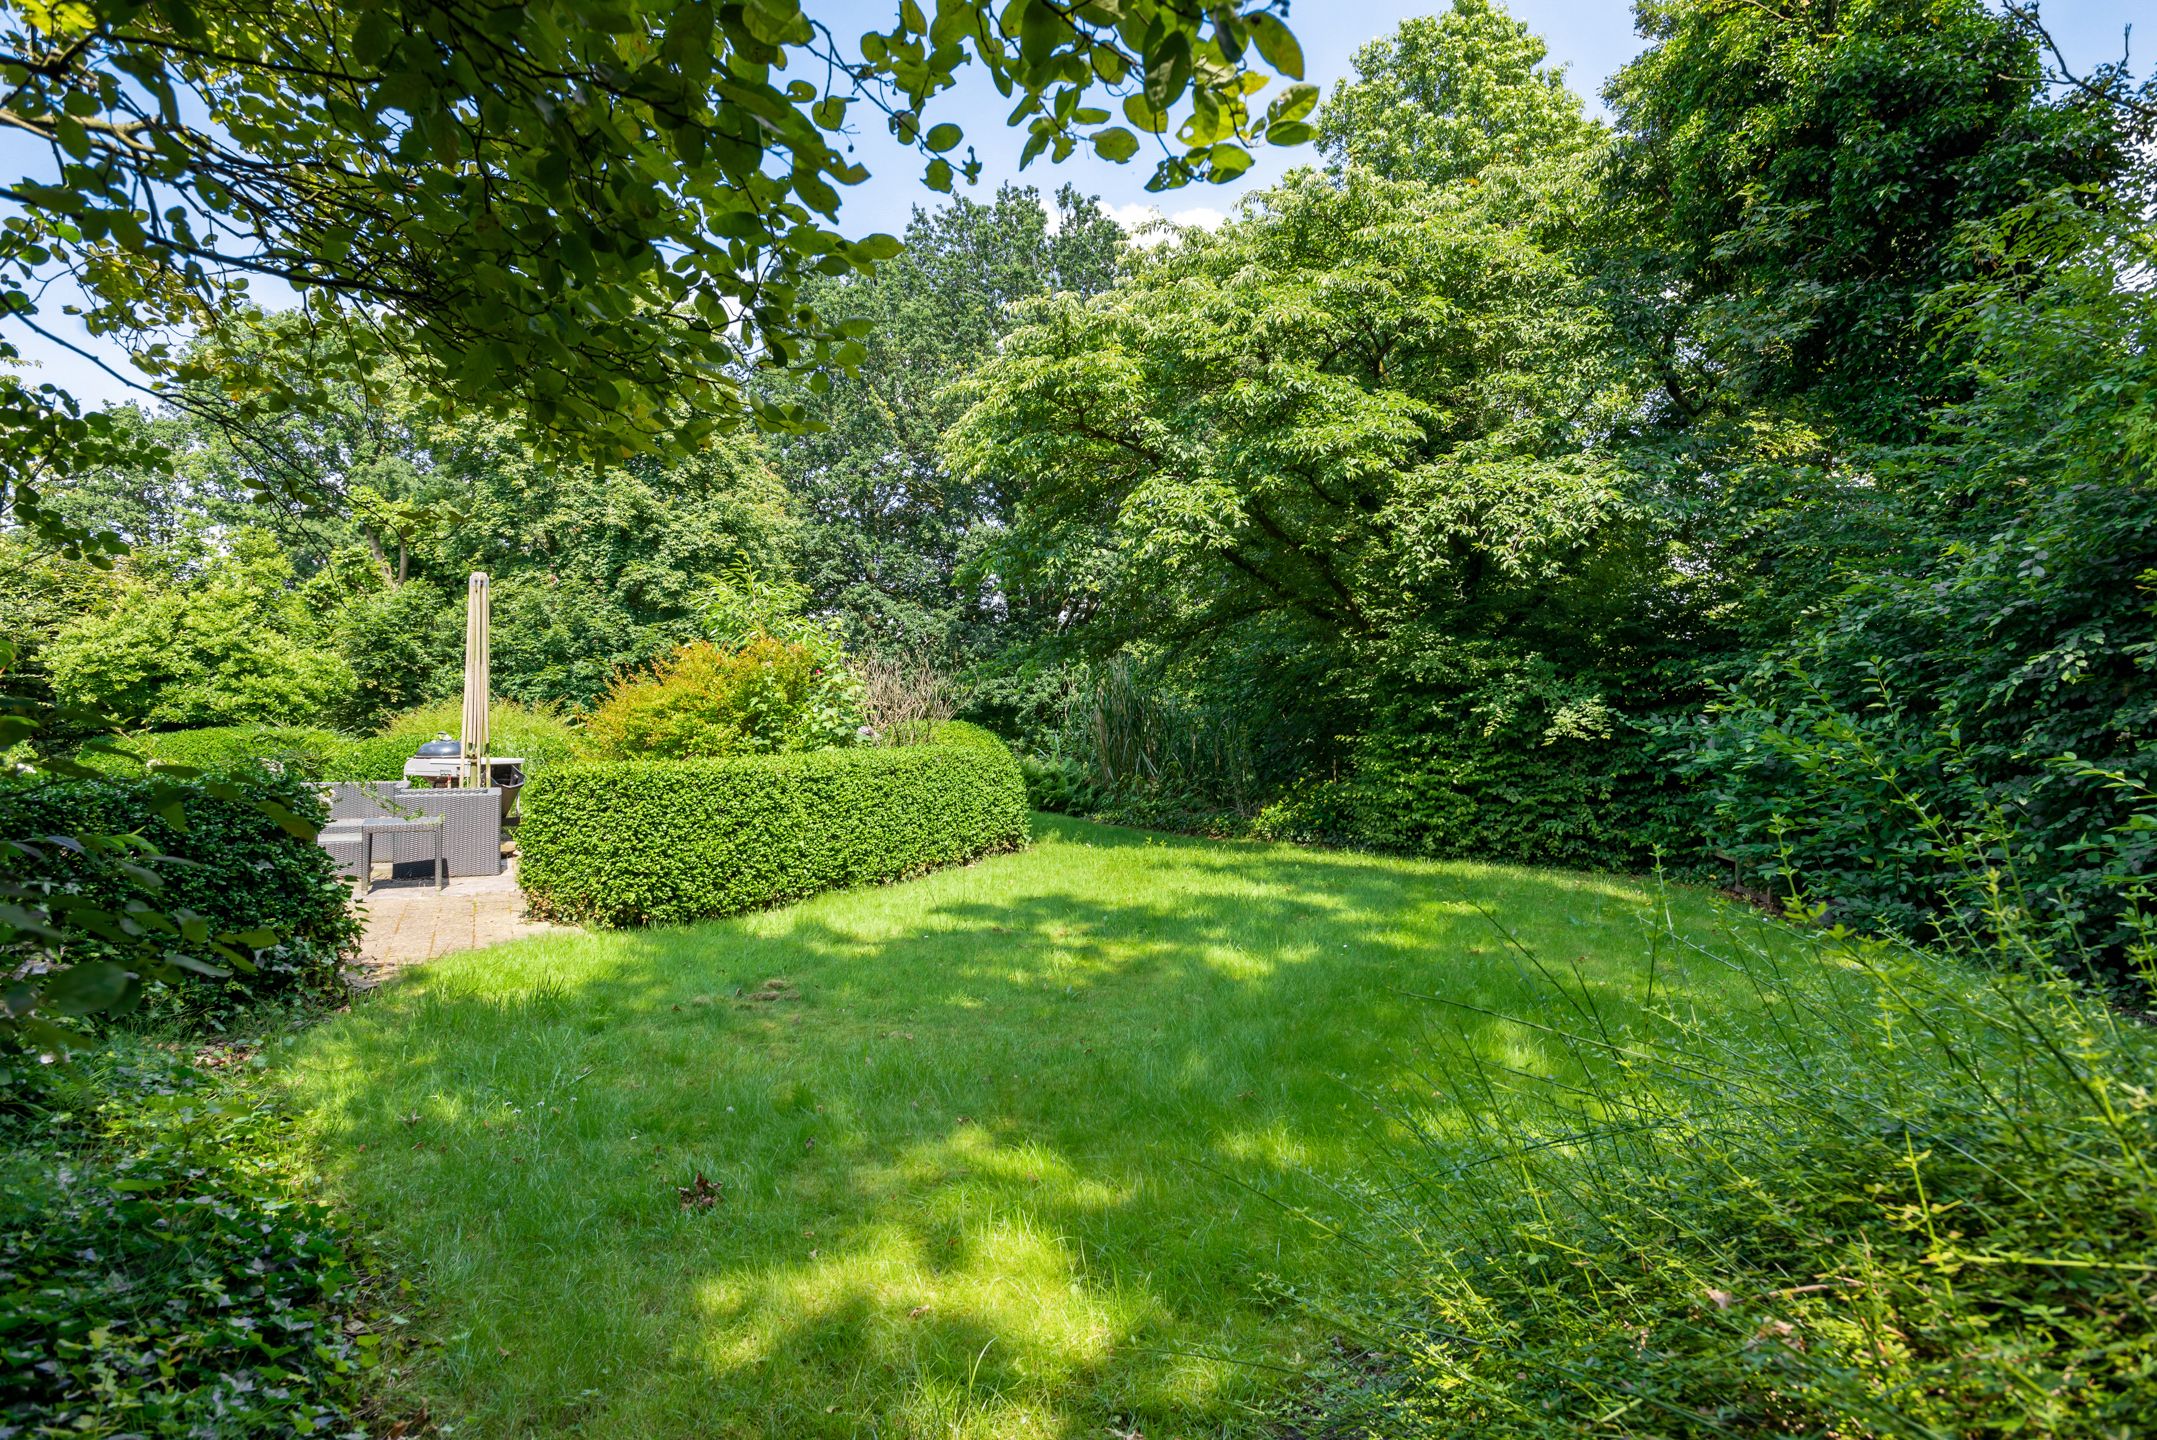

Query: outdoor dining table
[322,815,446,898]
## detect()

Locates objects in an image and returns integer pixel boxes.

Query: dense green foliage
[0,769,358,1027]
[0,0,1309,519]
[2,1045,376,1437]
[357,699,587,774]
[950,161,1688,867]
[23,350,806,722]
[1316,0,1599,186]
[1604,0,2122,443]
[518,721,1027,927]
[584,635,865,761]
[111,699,587,781]
[1683,191,2157,960]
[765,185,1126,656]
[1300,902,2157,1438]
[42,530,353,730]
[118,722,349,777]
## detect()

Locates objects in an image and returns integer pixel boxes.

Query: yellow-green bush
[516,722,1028,927]
[582,635,864,760]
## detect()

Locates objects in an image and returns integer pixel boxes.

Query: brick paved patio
[353,860,570,984]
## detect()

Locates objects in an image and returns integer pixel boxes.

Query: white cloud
[1098,200,1229,245]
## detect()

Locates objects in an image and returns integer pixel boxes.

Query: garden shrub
[109,701,587,782]
[517,721,1028,926]
[0,1044,375,1436]
[582,633,865,760]
[1296,911,2157,1439]
[330,576,462,732]
[1247,777,1363,847]
[1016,753,1104,815]
[120,723,348,776]
[1345,709,1698,873]
[356,699,588,776]
[0,768,358,1023]
[43,529,355,730]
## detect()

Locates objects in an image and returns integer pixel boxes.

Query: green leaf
[1144,31,1194,111]
[795,170,840,216]
[351,9,396,67]
[1246,14,1304,80]
[1265,82,1319,127]
[925,123,963,153]
[1264,119,1312,148]
[1205,142,1254,181]
[1092,126,1141,163]
[55,116,91,161]
[41,962,130,1018]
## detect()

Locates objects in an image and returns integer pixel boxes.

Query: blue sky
[11,1,2145,408]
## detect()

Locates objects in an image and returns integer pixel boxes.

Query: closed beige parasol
[461,572,491,788]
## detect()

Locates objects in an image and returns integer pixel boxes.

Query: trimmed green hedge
[105,702,587,782]
[516,722,1029,927]
[106,724,343,777]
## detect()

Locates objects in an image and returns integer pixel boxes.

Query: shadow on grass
[283,816,1752,1438]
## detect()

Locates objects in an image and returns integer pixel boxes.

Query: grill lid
[414,734,461,758]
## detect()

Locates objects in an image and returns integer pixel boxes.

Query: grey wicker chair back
[320,782,503,877]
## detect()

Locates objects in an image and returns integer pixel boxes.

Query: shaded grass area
[279,816,1769,1438]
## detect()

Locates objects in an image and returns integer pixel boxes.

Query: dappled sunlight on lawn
[280,816,1768,1438]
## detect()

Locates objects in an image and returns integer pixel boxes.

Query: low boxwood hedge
[516,722,1030,927]
[104,702,587,782]
[84,724,343,777]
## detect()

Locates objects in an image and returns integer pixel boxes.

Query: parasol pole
[462,572,491,788]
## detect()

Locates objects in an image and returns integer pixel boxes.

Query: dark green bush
[1296,910,2157,1439]
[0,768,358,1023]
[0,1044,375,1436]
[1015,753,1104,815]
[517,720,1029,927]
[1346,709,1699,873]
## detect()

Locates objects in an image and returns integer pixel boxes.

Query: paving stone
[353,860,568,985]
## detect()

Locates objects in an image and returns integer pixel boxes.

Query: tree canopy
[1316,0,1598,186]
[0,0,1315,553]
[765,183,1124,656]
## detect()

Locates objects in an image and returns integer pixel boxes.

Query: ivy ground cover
[278,817,1768,1437]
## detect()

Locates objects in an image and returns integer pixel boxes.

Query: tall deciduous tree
[1316,0,1599,187]
[945,169,1685,846]
[1604,0,2123,444]
[767,184,1125,654]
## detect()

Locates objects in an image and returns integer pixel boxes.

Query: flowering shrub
[582,633,865,761]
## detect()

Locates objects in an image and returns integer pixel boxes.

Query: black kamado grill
[404,734,526,820]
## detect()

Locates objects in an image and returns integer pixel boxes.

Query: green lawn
[281,816,1763,1438]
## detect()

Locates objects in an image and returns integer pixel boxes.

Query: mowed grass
[280,816,1767,1438]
